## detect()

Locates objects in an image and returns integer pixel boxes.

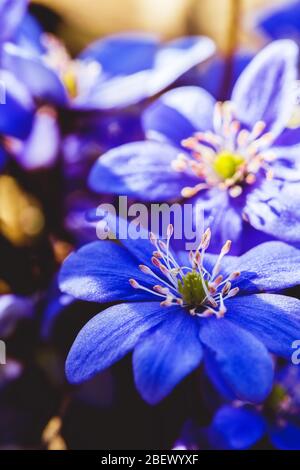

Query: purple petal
[59,240,158,303]
[234,241,300,293]
[13,107,60,170]
[65,302,166,383]
[0,0,28,42]
[143,86,215,146]
[244,179,300,243]
[0,69,34,138]
[270,423,300,450]
[200,318,274,403]
[2,42,68,105]
[133,310,202,404]
[192,189,244,254]
[226,294,300,358]
[89,141,197,201]
[79,33,158,76]
[232,40,298,137]
[209,405,265,450]
[79,36,215,109]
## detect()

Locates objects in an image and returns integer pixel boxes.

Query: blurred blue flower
[256,0,300,41]
[207,364,300,450]
[2,33,215,110]
[59,214,300,405]
[0,31,215,171]
[89,40,300,254]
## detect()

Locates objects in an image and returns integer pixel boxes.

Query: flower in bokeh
[2,33,215,109]
[256,0,300,41]
[59,214,300,405]
[89,40,300,254]
[207,364,300,450]
[1,26,215,172]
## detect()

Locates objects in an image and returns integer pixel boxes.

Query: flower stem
[220,0,242,100]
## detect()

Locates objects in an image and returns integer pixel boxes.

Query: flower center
[172,101,275,199]
[178,272,207,307]
[63,70,78,99]
[213,151,245,180]
[129,225,240,319]
[43,34,101,100]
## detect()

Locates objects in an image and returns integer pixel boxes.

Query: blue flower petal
[59,240,157,303]
[232,40,298,137]
[274,127,300,147]
[79,36,215,109]
[209,405,265,450]
[92,212,170,275]
[192,189,244,254]
[65,301,166,383]
[200,318,274,403]
[270,145,300,181]
[143,86,215,146]
[0,69,34,138]
[80,33,158,76]
[89,141,197,201]
[0,0,27,42]
[14,108,60,170]
[258,1,300,40]
[2,42,68,106]
[234,241,300,293]
[244,179,300,243]
[196,53,252,99]
[270,423,300,450]
[151,36,215,95]
[226,294,300,358]
[133,309,202,404]
[14,12,45,54]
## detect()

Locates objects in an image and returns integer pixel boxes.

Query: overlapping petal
[200,318,274,403]
[244,179,300,243]
[89,141,197,201]
[232,40,298,137]
[133,310,202,404]
[66,302,167,383]
[143,86,215,146]
[2,43,68,105]
[59,240,157,303]
[226,294,300,358]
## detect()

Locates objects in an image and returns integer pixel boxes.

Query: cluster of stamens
[129,225,240,318]
[172,101,276,198]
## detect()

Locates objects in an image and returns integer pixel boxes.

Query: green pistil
[178,271,207,306]
[213,151,245,180]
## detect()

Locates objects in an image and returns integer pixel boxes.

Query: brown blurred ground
[32,0,288,53]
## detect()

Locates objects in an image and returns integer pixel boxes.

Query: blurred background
[32,0,284,52]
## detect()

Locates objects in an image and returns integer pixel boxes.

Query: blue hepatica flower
[208,365,300,450]
[59,215,300,405]
[0,32,214,170]
[89,40,300,254]
[2,33,215,109]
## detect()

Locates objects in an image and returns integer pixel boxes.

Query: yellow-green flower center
[178,271,207,307]
[213,151,245,180]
